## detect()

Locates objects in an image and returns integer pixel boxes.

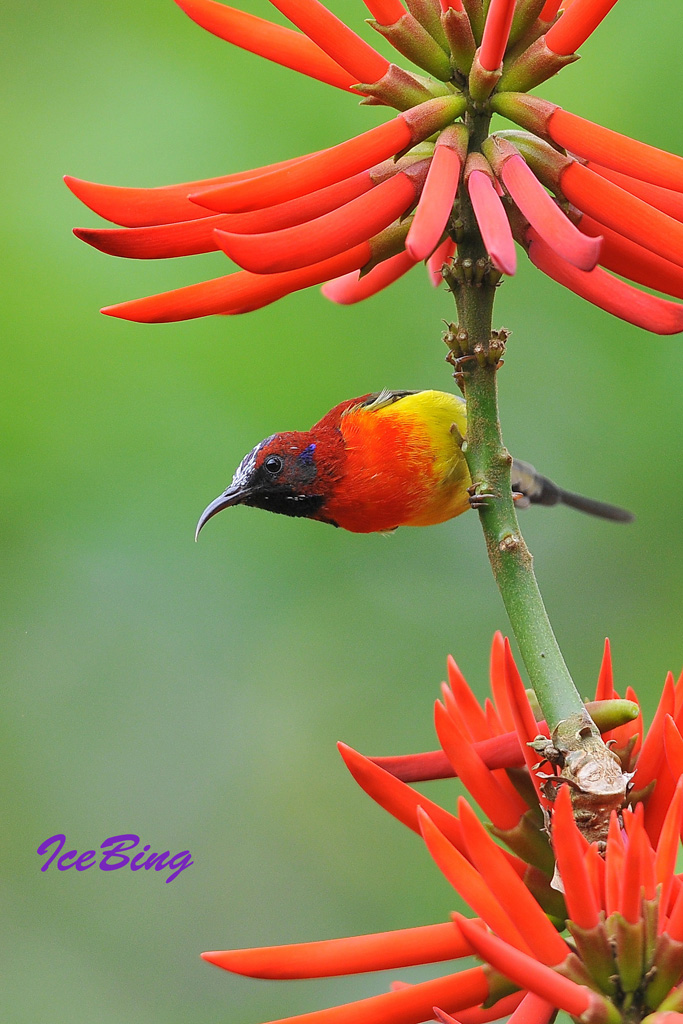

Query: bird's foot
[468,483,496,509]
[512,490,531,509]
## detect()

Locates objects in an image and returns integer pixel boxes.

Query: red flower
[67,0,683,330]
[200,635,683,1024]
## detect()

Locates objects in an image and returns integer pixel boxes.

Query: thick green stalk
[446,111,584,730]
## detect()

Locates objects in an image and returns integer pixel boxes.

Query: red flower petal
[458,799,569,967]
[418,811,534,954]
[214,171,419,273]
[544,0,619,55]
[222,965,491,1024]
[620,818,644,924]
[604,814,625,917]
[467,168,516,275]
[632,672,675,790]
[588,163,683,224]
[427,237,456,285]
[500,153,600,270]
[490,632,515,732]
[539,0,561,21]
[337,742,469,853]
[579,213,683,302]
[594,638,615,701]
[201,921,469,977]
[561,162,683,271]
[446,992,526,1024]
[322,250,417,303]
[64,155,313,227]
[101,243,371,322]
[445,655,491,742]
[191,95,465,212]
[174,0,358,90]
[655,776,683,921]
[434,702,528,829]
[548,108,683,193]
[267,0,390,83]
[551,785,599,930]
[479,0,516,71]
[362,0,407,23]
[74,215,230,259]
[406,130,463,261]
[505,992,556,1024]
[526,230,683,335]
[454,916,596,1020]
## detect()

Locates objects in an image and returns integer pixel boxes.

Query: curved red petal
[545,0,619,55]
[579,213,683,302]
[64,154,313,227]
[479,0,516,71]
[201,921,469,978]
[174,0,358,90]
[468,170,516,275]
[406,144,461,261]
[563,162,683,271]
[101,243,370,322]
[526,230,683,335]
[337,742,469,853]
[588,163,683,224]
[322,250,417,303]
[501,155,600,270]
[548,108,683,193]
[214,172,417,273]
[267,0,389,83]
[427,236,456,285]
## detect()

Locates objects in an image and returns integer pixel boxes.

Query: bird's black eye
[263,454,284,476]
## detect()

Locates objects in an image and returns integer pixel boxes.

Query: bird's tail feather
[510,459,634,523]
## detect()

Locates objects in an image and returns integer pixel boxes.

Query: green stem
[446,110,584,730]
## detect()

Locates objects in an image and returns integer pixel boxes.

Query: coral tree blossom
[202,635,683,1024]
[67,0,683,333]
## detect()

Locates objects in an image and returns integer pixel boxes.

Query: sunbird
[195,390,633,537]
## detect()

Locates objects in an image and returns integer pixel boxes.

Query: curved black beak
[195,485,249,541]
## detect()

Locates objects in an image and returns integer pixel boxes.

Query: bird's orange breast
[320,397,471,533]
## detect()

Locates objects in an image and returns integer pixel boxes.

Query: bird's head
[195,429,343,539]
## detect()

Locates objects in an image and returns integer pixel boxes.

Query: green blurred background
[3,1,683,1021]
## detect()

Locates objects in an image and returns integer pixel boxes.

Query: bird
[195,390,634,538]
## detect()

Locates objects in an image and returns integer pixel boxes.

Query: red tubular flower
[202,921,470,977]
[266,0,391,84]
[466,163,516,276]
[427,236,456,284]
[496,148,601,270]
[544,0,619,56]
[213,168,423,274]
[406,128,465,261]
[525,230,683,335]
[191,96,464,213]
[174,0,358,90]
[69,0,683,330]
[201,638,683,1024]
[478,0,516,70]
[322,250,418,304]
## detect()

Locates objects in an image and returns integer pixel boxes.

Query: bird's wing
[344,389,422,416]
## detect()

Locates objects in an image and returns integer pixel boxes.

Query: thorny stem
[442,108,627,838]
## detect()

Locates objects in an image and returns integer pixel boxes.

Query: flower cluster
[202,635,683,1024]
[67,0,683,332]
